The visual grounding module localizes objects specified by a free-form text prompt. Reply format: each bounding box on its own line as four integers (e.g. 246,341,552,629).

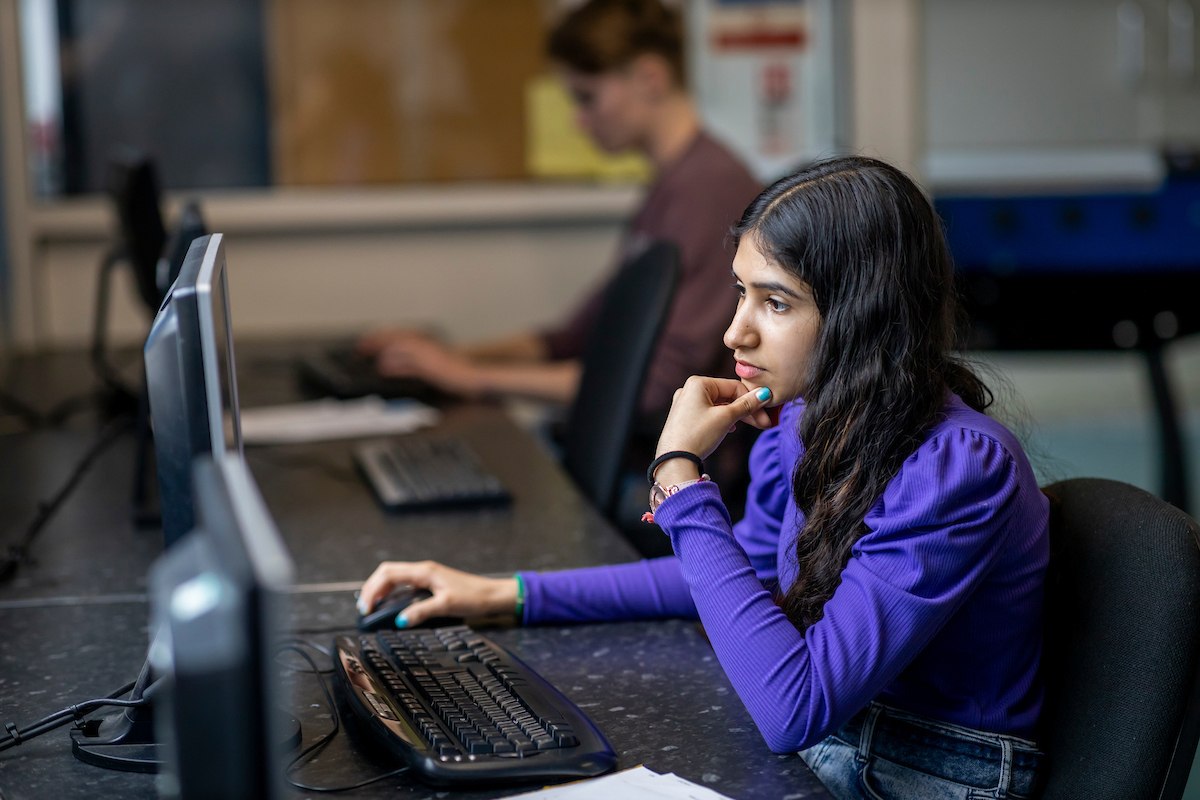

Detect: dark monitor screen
107,152,167,313
156,200,207,305
148,453,293,799
144,233,243,547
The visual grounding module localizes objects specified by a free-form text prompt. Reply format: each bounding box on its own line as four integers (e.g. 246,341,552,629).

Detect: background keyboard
353,435,511,511
332,626,617,786
297,346,449,403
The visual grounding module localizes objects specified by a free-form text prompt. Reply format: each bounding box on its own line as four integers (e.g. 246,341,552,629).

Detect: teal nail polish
394,613,409,629
356,598,368,615
756,386,772,402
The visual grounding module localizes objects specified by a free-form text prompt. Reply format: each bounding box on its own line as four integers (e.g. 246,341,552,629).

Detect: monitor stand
70,706,302,774
70,703,162,773
69,659,161,773
69,659,302,773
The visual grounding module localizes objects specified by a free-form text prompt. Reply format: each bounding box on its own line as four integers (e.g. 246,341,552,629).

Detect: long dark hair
731,155,991,631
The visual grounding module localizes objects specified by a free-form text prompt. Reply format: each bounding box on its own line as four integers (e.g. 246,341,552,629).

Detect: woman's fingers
394,592,449,628
360,561,519,626
657,378,773,461
357,561,432,614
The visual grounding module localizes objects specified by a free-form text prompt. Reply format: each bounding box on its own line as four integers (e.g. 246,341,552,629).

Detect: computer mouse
357,585,436,631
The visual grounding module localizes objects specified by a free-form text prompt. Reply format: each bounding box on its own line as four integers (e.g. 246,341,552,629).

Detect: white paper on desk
504,765,734,800
238,396,439,445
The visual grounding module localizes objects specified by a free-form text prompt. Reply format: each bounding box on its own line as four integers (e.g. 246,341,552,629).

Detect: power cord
276,642,409,792
0,678,148,753
0,416,134,584
0,387,44,429
275,637,334,674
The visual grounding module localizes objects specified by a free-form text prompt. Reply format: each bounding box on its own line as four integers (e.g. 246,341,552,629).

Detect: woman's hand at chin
655,376,775,466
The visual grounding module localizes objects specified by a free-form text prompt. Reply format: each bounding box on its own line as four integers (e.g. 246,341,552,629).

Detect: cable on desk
0,416,134,585
276,637,335,674
0,678,147,753
277,643,410,792
0,387,44,429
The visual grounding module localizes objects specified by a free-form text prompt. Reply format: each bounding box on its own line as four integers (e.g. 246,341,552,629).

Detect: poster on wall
689,0,847,184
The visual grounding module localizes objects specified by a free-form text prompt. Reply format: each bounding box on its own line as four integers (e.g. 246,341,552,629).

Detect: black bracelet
647,451,704,485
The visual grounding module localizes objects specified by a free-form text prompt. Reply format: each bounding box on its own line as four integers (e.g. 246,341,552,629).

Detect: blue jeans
799,703,1044,799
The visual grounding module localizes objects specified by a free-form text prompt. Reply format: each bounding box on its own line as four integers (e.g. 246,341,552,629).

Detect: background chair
1039,477,1200,800
560,240,679,525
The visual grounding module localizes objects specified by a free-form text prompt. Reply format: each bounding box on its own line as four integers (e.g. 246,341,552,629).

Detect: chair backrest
561,240,679,516
1039,477,1200,800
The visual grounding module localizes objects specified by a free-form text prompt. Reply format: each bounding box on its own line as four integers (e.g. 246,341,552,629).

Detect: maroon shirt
540,130,762,415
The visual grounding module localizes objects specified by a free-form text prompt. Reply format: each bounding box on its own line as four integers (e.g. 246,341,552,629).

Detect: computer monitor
148,453,294,799
156,200,208,307
144,233,243,547
108,152,168,313
70,234,250,773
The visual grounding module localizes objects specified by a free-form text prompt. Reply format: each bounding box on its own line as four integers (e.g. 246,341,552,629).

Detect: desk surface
0,345,828,799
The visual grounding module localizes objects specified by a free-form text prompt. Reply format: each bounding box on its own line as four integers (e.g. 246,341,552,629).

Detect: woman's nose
724,311,756,351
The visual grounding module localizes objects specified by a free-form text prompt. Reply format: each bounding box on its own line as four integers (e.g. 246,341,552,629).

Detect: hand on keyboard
354,327,442,360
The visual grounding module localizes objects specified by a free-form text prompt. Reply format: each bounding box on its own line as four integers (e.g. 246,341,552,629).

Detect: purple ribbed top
520,396,1049,752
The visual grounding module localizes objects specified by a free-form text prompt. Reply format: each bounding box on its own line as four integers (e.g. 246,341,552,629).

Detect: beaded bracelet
513,572,526,623
646,450,704,485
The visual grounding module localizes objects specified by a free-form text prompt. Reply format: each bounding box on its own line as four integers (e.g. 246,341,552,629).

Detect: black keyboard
353,435,511,511
297,347,449,404
332,626,617,786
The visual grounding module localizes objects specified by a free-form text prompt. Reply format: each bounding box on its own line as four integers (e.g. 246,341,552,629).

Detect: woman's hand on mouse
358,561,518,628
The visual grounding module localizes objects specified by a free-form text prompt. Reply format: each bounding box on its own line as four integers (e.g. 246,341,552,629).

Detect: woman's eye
733,282,746,297
767,298,789,313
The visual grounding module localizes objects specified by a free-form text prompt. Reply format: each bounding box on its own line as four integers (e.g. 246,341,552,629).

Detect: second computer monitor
148,453,293,799
144,232,243,547
156,200,208,306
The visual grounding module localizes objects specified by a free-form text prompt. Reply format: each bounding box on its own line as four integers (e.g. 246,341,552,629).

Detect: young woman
358,156,1050,799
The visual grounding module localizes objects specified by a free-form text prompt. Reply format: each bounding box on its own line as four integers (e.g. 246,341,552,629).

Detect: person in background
358,156,1051,799
357,0,762,525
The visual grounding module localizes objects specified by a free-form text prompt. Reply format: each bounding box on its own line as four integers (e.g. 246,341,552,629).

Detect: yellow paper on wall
525,74,650,183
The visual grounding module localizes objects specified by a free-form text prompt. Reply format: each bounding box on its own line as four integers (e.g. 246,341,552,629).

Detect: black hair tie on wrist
647,451,704,485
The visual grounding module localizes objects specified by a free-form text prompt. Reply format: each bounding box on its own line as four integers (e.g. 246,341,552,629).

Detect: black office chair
1039,477,1200,800
560,240,679,520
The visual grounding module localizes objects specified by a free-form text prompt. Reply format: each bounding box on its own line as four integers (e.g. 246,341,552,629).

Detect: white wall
32,205,628,349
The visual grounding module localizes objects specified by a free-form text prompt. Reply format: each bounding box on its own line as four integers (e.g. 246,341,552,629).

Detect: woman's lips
735,360,763,380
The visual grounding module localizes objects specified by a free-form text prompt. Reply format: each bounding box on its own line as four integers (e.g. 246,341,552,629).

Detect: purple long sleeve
523,397,1049,753
520,557,697,624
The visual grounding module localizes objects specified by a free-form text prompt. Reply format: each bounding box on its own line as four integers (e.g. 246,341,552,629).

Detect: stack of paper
505,766,735,800
237,396,439,445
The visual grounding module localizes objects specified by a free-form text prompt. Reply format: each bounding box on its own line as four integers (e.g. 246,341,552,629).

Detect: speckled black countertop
0,345,829,799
